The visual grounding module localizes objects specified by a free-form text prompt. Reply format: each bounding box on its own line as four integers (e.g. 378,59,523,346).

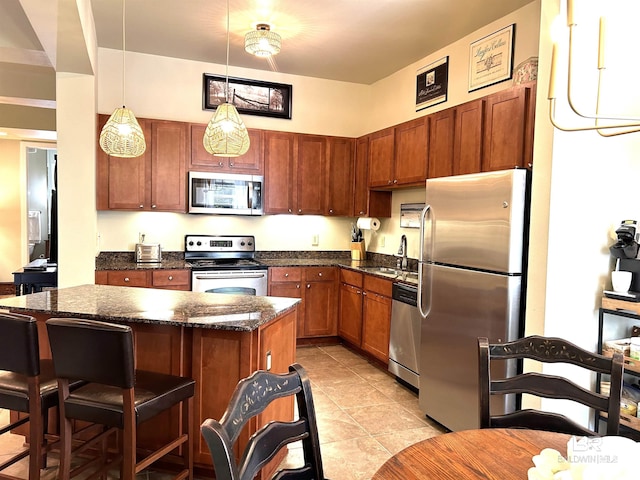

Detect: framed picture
416,56,449,111
203,74,292,119
468,24,515,92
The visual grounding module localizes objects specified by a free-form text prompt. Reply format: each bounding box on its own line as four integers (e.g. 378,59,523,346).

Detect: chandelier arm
122,0,126,106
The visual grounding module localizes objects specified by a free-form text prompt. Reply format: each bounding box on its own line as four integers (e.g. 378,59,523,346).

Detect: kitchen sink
359,267,419,281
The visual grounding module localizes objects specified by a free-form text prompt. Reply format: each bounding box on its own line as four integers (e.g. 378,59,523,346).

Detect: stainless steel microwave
188,172,263,215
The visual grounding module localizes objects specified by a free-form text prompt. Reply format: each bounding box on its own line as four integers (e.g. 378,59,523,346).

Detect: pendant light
99,0,146,158
203,0,250,157
245,24,282,57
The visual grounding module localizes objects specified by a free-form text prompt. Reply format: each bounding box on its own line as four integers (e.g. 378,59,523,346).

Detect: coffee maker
610,220,640,259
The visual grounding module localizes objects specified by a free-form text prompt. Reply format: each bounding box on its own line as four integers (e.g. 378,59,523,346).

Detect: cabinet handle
363,291,367,296
356,290,361,294
298,209,302,213
329,209,333,214
229,161,234,166
124,277,130,282
284,273,289,277
296,284,300,289
318,272,322,277
306,284,311,289
288,208,292,213
393,179,398,184
151,204,157,209
168,275,173,281
387,180,392,185
359,211,365,215
216,161,223,167
139,204,144,208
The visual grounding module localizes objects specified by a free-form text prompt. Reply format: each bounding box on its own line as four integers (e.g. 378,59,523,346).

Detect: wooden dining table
372,428,571,479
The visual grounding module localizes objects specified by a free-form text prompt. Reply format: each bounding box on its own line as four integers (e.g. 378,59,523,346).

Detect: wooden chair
478,335,624,436
45,318,195,480
200,363,327,480
0,312,78,480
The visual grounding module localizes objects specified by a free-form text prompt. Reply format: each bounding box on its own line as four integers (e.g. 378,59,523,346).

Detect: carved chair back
478,335,624,436
200,363,326,480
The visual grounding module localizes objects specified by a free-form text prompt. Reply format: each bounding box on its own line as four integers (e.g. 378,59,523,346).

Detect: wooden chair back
478,335,624,436
201,363,325,480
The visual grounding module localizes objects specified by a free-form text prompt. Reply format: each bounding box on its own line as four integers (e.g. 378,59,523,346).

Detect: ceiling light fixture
203,0,250,157
245,23,282,57
99,0,146,158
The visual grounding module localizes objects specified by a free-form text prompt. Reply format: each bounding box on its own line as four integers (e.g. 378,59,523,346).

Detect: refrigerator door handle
418,205,431,318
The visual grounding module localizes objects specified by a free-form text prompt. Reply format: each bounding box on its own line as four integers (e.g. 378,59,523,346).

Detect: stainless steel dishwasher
389,282,421,390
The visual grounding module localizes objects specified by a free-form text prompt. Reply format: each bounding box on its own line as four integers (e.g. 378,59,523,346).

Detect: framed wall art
416,56,449,111
203,74,292,119
468,24,515,92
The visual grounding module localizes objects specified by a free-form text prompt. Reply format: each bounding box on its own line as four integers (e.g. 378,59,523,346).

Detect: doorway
26,147,57,263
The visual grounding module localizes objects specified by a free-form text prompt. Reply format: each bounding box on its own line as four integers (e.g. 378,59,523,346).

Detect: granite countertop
0,284,300,331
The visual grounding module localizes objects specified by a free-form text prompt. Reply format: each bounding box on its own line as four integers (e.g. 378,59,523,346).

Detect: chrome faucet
396,234,408,271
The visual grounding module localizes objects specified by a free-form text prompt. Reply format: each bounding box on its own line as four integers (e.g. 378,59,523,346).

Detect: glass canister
630,337,640,360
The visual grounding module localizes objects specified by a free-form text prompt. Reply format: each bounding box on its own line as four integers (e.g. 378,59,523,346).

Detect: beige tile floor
0,344,446,479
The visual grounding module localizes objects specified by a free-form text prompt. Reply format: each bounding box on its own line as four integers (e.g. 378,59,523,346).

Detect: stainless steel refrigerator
418,169,530,432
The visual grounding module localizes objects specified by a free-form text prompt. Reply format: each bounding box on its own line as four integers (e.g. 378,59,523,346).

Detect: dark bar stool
45,318,195,480
0,312,81,480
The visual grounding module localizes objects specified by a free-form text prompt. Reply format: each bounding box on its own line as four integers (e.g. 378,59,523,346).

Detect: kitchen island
0,284,300,477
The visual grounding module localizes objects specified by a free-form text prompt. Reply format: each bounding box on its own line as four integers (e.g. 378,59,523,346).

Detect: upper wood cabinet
394,117,429,186
264,131,296,214
296,135,327,215
353,136,391,218
189,124,264,174
428,109,455,179
482,84,533,171
368,118,429,188
97,115,187,212
453,99,484,175
325,137,355,216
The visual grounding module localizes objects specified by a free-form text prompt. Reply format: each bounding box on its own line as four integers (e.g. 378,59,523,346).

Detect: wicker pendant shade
99,0,145,158
203,103,250,157
99,107,146,158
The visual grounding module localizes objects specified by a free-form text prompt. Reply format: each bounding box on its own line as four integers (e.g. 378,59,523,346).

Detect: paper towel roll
357,217,380,231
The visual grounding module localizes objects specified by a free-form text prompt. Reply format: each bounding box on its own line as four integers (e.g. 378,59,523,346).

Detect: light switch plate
312,234,319,246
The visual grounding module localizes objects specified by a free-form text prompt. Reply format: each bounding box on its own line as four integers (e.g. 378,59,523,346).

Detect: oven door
191,270,268,296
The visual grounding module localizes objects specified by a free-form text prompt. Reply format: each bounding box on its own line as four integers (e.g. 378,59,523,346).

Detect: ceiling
0,0,535,140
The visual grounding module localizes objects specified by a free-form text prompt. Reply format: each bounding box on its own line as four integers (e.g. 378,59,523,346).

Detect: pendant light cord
122,0,126,107
225,0,230,102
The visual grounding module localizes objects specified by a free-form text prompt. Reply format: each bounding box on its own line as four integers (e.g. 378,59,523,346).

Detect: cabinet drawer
340,268,363,287
363,274,393,297
106,270,148,287
270,267,302,282
305,267,336,282
151,269,190,289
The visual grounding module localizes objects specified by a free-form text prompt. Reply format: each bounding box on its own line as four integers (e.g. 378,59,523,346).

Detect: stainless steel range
185,235,268,296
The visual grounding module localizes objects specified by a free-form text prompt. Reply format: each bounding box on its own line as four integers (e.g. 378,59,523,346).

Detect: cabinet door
151,269,191,290
368,127,395,188
189,126,264,174
394,117,429,186
269,282,303,338
264,131,296,214
104,270,149,287
325,137,354,216
98,116,151,210
296,135,326,215
428,109,455,179
453,99,484,175
304,281,337,337
339,283,363,346
362,289,392,363
150,121,187,212
482,85,531,172
189,123,225,170
353,136,370,216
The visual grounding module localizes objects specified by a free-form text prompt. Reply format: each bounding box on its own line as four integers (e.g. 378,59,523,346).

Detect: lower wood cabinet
361,274,393,363
95,269,191,291
269,266,337,339
338,269,364,346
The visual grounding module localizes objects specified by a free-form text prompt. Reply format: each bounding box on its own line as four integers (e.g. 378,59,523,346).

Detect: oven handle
194,273,267,280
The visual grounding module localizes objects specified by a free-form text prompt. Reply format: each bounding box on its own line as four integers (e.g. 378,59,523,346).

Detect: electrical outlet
312,234,319,246
380,235,385,247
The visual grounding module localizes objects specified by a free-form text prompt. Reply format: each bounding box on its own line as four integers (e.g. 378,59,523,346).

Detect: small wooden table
372,428,571,479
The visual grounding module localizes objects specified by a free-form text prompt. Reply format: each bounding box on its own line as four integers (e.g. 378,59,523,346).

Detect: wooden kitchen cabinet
269,266,337,339
325,136,355,216
453,99,484,175
95,269,191,291
264,131,296,214
338,269,364,346
96,115,188,212
394,117,429,186
482,84,534,172
189,124,264,174
362,274,393,363
428,109,455,179
367,127,395,188
353,136,391,218
296,135,327,215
